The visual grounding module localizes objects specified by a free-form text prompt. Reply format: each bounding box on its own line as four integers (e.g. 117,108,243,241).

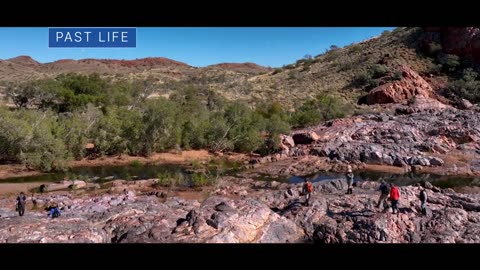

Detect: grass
154,170,218,188
237,27,432,109
130,160,143,168
152,158,236,189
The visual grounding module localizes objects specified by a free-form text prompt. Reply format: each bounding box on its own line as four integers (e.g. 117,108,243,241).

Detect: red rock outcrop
366,66,434,105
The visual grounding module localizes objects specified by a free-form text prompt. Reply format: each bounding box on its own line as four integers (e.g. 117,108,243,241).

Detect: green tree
14,109,72,171
438,54,460,72
0,108,31,162
291,93,349,128
91,106,144,156
142,98,182,154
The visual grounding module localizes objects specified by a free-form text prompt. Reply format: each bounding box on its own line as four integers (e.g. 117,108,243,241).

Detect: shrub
350,45,362,54
339,62,354,71
438,54,460,72
130,160,143,168
156,171,185,187
190,173,209,187
371,64,389,79
462,68,478,82
324,50,340,62
426,42,442,56
290,93,349,128
447,79,480,103
426,63,443,75
391,71,403,81
352,72,375,89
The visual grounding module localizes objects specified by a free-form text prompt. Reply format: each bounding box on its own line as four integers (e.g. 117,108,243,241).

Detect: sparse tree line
0,73,348,172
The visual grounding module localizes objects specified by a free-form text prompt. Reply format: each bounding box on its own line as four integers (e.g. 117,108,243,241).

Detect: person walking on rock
377,181,390,210
389,183,400,214
302,178,314,206
345,166,354,195
16,192,27,216
419,188,428,216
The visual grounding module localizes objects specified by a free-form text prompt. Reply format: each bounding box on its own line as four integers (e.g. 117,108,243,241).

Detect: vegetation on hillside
253,27,436,107
417,33,480,103
0,74,346,171
3,27,480,172
0,28,443,109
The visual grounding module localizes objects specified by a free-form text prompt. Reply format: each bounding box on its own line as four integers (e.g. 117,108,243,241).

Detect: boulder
292,131,319,144
365,66,434,105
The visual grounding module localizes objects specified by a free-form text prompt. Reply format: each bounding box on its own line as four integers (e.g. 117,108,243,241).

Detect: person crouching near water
377,181,390,210
302,178,314,206
345,166,354,195
46,202,61,219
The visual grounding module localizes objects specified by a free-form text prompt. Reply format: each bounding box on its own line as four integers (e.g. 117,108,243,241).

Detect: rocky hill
1,27,479,108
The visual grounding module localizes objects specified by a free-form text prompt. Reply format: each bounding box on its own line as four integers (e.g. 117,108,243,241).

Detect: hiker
419,188,428,216
47,202,61,219
376,181,390,209
279,134,290,156
302,178,314,206
389,183,400,214
345,166,354,195
16,192,27,216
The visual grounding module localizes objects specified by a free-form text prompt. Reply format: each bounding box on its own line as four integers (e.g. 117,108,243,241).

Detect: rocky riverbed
251,96,480,177
1,176,479,243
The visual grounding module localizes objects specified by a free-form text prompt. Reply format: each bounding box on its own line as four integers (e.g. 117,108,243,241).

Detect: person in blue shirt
46,203,61,218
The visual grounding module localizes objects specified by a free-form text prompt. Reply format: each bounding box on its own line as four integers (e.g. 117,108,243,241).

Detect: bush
190,173,210,187
371,64,389,79
0,108,31,162
462,68,478,82
130,160,143,167
353,72,371,87
426,63,443,75
339,62,354,71
272,68,282,75
350,45,362,54
447,79,480,103
391,71,404,81
290,93,349,128
365,80,380,91
288,70,302,80
156,171,185,187
0,109,72,172
329,45,339,51
290,99,321,128
296,59,307,65
426,42,442,56
142,98,182,154
438,54,460,72
206,157,242,173
324,50,340,62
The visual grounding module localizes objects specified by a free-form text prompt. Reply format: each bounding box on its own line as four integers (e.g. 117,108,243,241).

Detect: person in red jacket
389,183,400,214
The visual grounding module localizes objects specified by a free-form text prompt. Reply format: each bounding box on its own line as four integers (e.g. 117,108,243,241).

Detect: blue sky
0,27,395,67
